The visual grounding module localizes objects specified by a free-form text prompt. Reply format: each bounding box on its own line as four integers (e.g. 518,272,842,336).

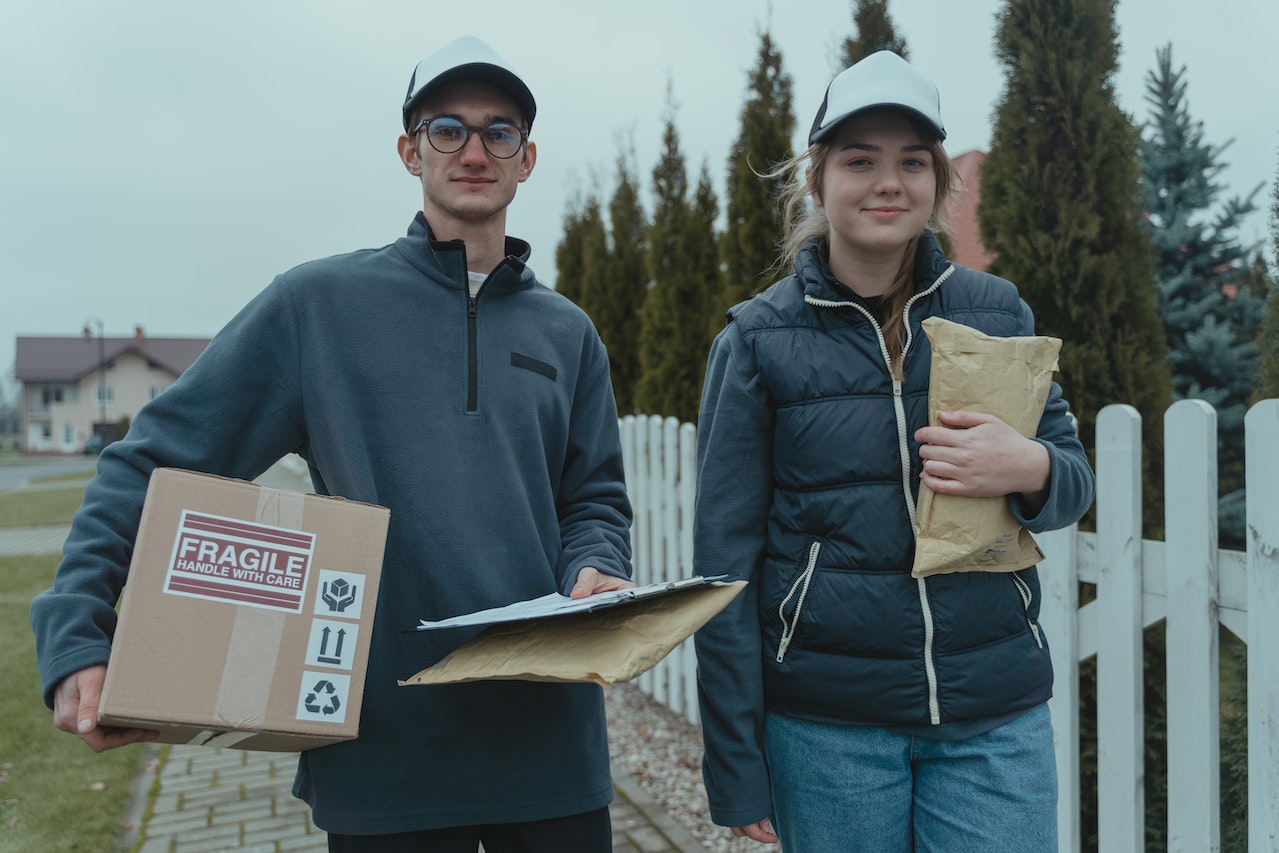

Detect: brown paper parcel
911,317,1062,578
398,580,746,687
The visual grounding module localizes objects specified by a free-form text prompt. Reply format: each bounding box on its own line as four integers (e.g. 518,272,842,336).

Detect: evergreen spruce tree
594,147,649,414
1140,44,1265,549
839,0,909,66
714,29,795,344
636,91,720,422
1219,170,1272,850
980,3,1174,848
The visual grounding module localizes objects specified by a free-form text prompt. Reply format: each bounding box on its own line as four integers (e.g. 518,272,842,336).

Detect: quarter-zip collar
393,212,539,415
394,211,535,295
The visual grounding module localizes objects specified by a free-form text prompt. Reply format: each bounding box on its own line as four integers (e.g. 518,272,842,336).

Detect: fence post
1095,404,1144,853
621,415,639,583
679,421,700,726
1165,400,1220,851
1039,523,1080,853
648,415,667,705
627,416,654,695
1245,400,1279,851
662,417,682,715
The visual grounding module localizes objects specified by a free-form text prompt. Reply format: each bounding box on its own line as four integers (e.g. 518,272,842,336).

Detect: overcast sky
3,0,1275,380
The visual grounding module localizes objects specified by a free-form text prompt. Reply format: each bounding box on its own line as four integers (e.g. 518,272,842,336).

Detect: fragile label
164,510,316,613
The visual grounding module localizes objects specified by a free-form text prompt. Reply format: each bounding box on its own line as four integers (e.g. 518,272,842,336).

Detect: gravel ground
605,684,764,852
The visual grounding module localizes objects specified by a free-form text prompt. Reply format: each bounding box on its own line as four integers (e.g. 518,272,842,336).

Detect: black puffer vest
732,232,1054,726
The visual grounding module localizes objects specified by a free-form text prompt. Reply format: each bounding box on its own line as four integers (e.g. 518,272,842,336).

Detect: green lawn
0,514,151,852
0,485,89,527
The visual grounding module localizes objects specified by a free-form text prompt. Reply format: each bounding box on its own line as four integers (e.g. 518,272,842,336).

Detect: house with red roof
946,149,995,272
14,326,209,454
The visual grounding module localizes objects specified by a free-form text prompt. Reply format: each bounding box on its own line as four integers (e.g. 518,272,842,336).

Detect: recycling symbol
303,679,342,716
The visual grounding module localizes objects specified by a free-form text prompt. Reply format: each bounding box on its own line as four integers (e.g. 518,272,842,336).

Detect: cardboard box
99,468,389,751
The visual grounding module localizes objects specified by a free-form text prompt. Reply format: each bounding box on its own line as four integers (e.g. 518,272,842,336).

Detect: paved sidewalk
0,523,71,556
124,744,703,852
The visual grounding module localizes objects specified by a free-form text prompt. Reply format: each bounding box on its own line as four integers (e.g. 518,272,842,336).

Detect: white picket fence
619,399,1279,852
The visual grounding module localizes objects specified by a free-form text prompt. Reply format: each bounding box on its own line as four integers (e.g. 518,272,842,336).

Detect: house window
94,386,115,406
42,387,65,405
42,423,52,438
149,385,167,400
63,424,74,444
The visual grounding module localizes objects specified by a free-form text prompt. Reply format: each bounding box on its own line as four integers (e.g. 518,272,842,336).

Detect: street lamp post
83,317,106,441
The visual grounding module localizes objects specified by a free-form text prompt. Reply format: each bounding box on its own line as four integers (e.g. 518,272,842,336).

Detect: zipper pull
467,295,477,319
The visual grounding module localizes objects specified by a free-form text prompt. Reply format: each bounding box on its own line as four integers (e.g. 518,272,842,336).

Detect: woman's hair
766,110,959,376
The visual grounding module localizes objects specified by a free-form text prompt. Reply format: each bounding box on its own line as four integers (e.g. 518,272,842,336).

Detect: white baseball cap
808,50,946,143
402,36,536,132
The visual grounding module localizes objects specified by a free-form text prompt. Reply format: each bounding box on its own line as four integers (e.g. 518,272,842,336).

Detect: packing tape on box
210,487,306,730
188,730,256,748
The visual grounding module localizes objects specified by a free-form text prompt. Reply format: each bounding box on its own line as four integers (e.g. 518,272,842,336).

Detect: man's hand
915,410,1050,510
731,818,779,843
53,665,159,752
568,566,636,600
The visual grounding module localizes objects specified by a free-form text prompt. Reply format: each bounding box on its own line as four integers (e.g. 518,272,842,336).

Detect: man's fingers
569,567,635,599
74,667,105,734
569,567,598,599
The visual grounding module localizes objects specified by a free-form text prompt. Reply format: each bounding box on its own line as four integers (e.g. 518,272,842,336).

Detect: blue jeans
764,703,1057,853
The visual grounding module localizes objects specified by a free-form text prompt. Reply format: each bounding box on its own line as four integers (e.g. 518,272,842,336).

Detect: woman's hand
915,410,1050,511
731,818,779,843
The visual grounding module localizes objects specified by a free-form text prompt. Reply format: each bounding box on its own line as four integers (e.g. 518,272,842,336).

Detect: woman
693,50,1094,852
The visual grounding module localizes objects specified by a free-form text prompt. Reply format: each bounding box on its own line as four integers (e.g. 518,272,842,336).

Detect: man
30,35,633,852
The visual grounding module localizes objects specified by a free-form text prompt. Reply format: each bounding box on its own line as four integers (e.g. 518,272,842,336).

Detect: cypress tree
595,147,649,415
839,0,909,66
980,3,1175,848
980,0,1172,530
635,87,689,419
637,162,720,423
714,29,795,344
553,192,590,306
1140,43,1265,549
574,195,610,327
636,90,720,422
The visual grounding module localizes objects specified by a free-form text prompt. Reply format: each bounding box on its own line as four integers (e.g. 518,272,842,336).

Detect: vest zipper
776,541,821,663
1011,572,1044,648
803,266,955,725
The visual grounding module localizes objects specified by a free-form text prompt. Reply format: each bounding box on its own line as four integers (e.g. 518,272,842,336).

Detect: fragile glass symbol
322,578,357,612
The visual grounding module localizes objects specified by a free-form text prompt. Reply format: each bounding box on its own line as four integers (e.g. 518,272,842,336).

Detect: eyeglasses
410,116,528,160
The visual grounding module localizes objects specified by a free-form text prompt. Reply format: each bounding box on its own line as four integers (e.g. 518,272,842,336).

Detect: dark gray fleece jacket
30,213,633,834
